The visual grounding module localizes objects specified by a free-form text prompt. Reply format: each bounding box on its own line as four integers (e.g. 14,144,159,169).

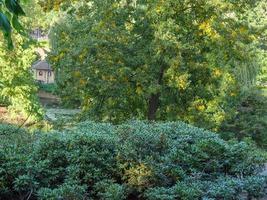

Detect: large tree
49,0,265,127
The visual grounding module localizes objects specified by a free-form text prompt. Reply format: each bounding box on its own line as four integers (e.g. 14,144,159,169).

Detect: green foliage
93,179,127,200
0,121,266,199
145,181,203,200
0,0,46,121
37,83,57,94
0,95,8,105
37,0,77,12
0,123,33,145
0,34,43,120
24,0,57,32
0,124,35,198
49,0,265,128
37,181,87,200
220,88,267,149
0,0,25,49
1,0,54,48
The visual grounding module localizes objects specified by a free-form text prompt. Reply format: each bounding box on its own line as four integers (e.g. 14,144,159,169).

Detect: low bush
37,83,57,94
0,121,266,199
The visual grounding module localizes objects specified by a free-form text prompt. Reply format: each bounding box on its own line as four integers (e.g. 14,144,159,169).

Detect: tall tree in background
49,0,265,127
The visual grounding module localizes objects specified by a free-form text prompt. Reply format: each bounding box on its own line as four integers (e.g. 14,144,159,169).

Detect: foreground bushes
0,122,266,199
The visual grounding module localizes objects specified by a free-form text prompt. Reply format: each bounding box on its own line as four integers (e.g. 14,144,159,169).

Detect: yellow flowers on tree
49,0,265,128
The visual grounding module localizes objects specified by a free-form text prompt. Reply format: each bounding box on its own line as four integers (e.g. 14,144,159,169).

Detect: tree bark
148,93,160,120
147,65,165,120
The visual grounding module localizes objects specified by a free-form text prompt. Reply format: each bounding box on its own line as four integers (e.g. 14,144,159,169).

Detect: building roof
32,60,52,70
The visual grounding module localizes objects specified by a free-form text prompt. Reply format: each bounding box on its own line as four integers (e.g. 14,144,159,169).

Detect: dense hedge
0,122,266,199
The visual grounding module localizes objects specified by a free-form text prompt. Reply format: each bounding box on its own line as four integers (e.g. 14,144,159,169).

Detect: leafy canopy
49,0,265,127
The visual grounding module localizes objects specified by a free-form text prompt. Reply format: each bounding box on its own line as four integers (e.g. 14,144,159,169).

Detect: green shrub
0,124,35,199
220,89,267,149
37,83,57,94
93,179,127,200
144,181,204,200
243,176,267,198
37,180,87,200
0,123,32,144
0,121,266,199
145,177,266,200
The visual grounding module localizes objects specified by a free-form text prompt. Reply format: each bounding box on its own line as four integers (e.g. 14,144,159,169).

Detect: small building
32,60,55,84
31,29,48,41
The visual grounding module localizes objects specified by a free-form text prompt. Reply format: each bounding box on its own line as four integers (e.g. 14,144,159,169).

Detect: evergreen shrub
0,122,266,199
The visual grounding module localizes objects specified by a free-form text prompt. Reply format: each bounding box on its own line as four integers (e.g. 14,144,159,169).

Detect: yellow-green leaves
49,0,265,126
0,0,26,49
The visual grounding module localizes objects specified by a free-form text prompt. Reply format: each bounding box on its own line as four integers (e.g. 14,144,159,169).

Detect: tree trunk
148,93,160,120
147,65,165,120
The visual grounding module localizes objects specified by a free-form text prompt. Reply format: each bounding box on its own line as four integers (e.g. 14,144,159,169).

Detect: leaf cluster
0,0,25,49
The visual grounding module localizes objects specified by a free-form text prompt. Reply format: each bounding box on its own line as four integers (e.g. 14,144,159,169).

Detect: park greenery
49,0,266,125
0,0,267,199
0,122,266,199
